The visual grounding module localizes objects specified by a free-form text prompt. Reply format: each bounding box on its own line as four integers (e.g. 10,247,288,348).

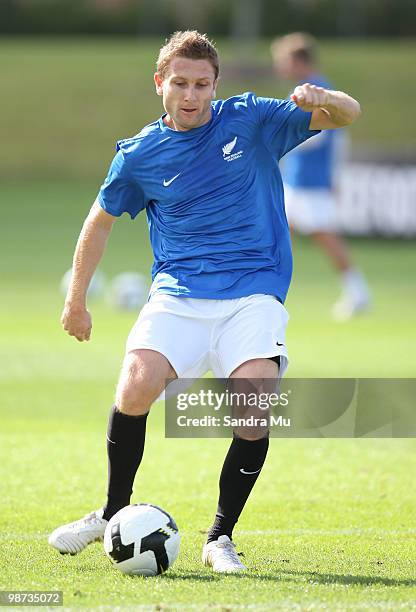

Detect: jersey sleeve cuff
97,193,123,218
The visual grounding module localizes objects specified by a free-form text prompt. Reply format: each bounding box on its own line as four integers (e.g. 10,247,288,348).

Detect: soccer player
48,31,361,572
271,33,370,320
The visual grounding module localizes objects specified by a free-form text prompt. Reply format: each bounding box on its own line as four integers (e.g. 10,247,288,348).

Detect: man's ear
212,78,219,98
154,72,164,96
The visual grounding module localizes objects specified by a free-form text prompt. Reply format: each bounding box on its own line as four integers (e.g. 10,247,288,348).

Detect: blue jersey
282,76,338,190
98,92,319,303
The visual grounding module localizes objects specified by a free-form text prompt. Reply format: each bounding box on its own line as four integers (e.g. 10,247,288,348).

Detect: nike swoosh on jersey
163,173,181,187
240,467,261,475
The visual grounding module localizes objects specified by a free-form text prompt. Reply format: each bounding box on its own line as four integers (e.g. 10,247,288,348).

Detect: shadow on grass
70,554,416,587
161,568,416,588
161,571,223,582
251,568,416,588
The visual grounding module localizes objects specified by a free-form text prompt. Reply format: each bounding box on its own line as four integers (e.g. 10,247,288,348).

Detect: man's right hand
61,304,92,342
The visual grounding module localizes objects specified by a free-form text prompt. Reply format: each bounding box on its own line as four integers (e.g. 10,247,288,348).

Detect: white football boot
202,535,246,573
332,270,372,321
332,293,371,321
48,509,108,555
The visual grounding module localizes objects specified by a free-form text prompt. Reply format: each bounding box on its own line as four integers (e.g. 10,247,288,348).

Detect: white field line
1,527,416,541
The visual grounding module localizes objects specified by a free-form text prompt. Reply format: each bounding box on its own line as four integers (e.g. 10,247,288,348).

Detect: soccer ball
60,268,105,299
104,504,180,576
108,272,149,310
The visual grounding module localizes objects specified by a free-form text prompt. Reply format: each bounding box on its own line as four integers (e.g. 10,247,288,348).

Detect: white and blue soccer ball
60,268,106,299
108,272,149,310
104,504,180,576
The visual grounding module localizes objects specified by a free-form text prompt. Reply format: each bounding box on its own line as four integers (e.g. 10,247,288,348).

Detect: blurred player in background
271,33,371,320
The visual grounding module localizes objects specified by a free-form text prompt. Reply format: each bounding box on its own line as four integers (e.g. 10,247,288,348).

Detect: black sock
102,405,148,521
206,435,269,543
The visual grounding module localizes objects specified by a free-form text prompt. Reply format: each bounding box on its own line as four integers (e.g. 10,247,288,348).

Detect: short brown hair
271,32,317,65
156,30,219,79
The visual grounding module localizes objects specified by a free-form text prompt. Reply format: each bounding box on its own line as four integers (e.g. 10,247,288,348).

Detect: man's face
154,57,217,131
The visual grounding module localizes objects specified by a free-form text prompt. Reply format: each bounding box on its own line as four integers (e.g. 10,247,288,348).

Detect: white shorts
126,293,289,379
284,185,337,234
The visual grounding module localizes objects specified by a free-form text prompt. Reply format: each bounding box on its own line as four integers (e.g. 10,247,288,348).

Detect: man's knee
115,349,176,416
115,382,152,417
228,359,277,440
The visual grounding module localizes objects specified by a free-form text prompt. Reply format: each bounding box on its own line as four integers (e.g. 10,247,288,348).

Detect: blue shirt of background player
282,76,338,190
98,92,320,303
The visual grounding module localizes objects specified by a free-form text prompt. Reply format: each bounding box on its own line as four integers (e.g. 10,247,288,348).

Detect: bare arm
61,201,117,341
290,83,361,130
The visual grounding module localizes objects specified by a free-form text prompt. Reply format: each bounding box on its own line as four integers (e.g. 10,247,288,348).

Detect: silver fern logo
222,136,238,156
222,136,243,162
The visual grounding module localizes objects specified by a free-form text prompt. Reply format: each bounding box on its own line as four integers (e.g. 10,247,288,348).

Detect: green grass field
1,182,415,609
1,31,415,612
